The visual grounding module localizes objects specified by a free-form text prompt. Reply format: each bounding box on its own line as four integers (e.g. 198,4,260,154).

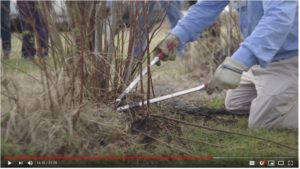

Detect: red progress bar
2,156,213,160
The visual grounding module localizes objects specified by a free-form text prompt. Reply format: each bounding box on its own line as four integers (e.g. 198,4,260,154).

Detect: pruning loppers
115,52,207,112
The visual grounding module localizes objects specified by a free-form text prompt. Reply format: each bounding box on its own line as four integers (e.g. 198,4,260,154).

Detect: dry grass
1,1,172,156
1,70,130,155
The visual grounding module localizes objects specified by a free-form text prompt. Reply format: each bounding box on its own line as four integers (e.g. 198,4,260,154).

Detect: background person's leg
33,3,49,58
1,0,11,59
17,1,36,58
248,57,298,129
225,70,257,115
131,1,157,59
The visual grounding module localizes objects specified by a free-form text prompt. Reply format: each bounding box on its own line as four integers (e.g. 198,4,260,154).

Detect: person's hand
206,57,249,94
155,34,180,61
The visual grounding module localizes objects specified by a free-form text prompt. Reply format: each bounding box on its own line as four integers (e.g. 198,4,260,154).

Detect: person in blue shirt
155,0,298,129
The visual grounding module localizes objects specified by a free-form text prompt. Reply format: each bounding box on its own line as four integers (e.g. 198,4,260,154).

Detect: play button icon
8,161,12,166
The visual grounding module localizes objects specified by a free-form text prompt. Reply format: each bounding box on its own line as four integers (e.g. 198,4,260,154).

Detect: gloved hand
155,33,180,61
207,57,249,95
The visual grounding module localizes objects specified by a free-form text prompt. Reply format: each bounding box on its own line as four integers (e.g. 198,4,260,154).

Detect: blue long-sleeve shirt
171,0,298,68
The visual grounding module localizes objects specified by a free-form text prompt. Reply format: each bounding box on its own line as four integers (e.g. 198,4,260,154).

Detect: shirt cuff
232,46,258,68
171,26,190,49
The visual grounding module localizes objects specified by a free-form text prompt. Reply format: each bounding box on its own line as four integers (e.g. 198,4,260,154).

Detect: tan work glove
155,34,180,61
207,57,249,95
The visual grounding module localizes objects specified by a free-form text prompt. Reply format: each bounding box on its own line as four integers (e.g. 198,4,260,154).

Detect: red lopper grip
158,52,165,60
204,81,208,89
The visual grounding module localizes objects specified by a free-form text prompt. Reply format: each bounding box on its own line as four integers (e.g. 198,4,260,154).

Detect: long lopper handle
117,83,207,112
115,53,165,104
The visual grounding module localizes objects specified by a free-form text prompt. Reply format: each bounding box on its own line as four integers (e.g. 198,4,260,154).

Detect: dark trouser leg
1,0,11,57
34,7,48,58
17,1,36,58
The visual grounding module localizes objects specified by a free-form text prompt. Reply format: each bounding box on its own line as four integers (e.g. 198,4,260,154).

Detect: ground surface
1,21,298,167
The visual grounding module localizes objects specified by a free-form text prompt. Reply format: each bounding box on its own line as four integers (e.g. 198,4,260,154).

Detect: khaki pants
225,56,298,129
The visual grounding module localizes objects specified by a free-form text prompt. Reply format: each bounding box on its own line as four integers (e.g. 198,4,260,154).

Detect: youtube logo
259,160,267,166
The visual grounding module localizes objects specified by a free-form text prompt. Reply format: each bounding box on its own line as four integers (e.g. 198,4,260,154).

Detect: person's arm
232,0,298,68
171,0,229,47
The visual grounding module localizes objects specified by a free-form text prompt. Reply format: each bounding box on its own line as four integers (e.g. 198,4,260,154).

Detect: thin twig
152,115,297,151
178,137,223,148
